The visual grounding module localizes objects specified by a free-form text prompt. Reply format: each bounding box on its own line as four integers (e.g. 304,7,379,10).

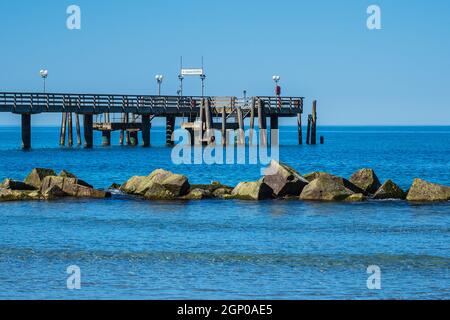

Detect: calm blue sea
0,126,449,299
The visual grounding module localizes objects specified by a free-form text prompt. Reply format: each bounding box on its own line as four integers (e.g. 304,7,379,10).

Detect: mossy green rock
303,172,363,194
349,168,382,195
231,181,273,200
122,169,190,200
373,180,406,200
262,160,309,197
24,168,57,189
406,179,450,202
300,176,354,201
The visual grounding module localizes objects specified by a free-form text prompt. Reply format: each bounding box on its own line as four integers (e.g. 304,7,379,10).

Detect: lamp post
155,74,164,96
178,74,184,97
272,75,281,109
40,69,48,93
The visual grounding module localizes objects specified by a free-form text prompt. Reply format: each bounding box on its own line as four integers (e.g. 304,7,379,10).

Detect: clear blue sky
0,0,449,125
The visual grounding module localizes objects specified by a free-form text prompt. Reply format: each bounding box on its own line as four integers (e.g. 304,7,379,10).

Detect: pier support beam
141,114,151,147
83,114,93,148
306,114,312,145
258,99,267,147
270,114,279,145
21,113,31,150
249,98,256,145
68,113,73,147
75,113,82,146
221,107,227,146
60,113,67,146
311,100,317,145
166,116,175,146
237,107,245,145
297,113,302,145
102,130,111,146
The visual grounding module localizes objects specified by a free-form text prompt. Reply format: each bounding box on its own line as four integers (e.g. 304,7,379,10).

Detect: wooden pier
0,92,311,149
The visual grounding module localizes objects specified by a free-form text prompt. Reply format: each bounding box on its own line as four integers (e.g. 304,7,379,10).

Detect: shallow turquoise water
0,126,449,299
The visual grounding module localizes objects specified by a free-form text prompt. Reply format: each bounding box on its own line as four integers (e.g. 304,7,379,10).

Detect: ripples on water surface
0,126,448,299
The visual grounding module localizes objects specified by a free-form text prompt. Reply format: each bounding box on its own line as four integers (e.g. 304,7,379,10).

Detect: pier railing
0,92,303,116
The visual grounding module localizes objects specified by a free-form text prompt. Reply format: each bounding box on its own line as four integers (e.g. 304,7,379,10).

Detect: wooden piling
320,136,324,144
141,114,151,147
297,113,302,145
221,107,227,146
60,113,67,146
311,100,317,145
68,113,73,147
21,113,31,150
306,114,312,145
75,113,82,145
125,114,130,145
237,106,245,145
257,99,267,146
249,98,256,145
83,114,93,148
166,116,175,146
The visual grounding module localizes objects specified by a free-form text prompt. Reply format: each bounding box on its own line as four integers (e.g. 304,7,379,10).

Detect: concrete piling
83,114,93,148
21,113,31,150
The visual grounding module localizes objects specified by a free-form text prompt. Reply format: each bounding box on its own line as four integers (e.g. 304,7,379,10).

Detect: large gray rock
24,168,57,189
262,160,309,197
122,169,190,200
406,179,450,202
373,180,406,200
349,168,381,194
231,181,273,200
303,172,363,194
1,178,36,191
181,188,213,200
40,176,110,199
300,175,354,201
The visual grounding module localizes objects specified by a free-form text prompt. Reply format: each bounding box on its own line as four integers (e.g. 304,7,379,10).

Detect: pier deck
0,92,307,149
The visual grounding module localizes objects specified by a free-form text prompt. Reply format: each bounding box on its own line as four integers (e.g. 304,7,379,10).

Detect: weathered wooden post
125,113,131,145
237,106,245,145
141,114,151,147
204,98,214,144
60,113,67,146
306,114,312,145
166,115,175,146
320,136,324,144
68,113,73,147
258,99,267,146
311,100,317,145
75,113,82,145
249,97,256,145
21,113,31,150
221,107,227,146
83,114,93,148
297,113,302,145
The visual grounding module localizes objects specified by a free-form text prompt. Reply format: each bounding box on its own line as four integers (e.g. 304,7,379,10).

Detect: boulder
24,168,57,189
122,169,190,200
212,187,233,199
349,168,381,195
373,180,406,200
0,188,42,202
108,183,122,190
302,172,363,194
406,179,450,202
1,178,36,191
262,160,309,197
231,181,273,200
300,175,354,201
40,176,110,199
